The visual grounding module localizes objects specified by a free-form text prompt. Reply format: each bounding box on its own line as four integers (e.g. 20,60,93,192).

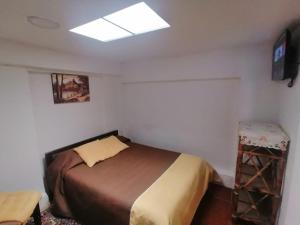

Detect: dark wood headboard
44,130,118,200
44,130,118,168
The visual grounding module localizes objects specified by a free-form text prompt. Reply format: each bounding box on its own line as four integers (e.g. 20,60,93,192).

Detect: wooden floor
191,183,233,225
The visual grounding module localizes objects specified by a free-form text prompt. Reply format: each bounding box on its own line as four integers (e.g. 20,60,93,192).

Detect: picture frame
51,73,90,104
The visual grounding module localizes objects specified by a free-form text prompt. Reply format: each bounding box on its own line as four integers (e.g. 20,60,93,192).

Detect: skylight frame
69,2,170,42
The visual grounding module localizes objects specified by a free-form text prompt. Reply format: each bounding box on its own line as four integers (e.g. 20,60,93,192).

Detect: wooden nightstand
232,122,289,225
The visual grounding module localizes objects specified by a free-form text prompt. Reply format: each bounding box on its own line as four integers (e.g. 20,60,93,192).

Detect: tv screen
274,42,286,63
272,30,290,80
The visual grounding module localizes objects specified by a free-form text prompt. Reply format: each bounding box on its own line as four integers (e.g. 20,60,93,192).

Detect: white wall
0,38,120,75
277,75,300,225
121,43,279,186
0,39,121,209
0,67,43,191
29,73,122,156
123,79,239,183
122,42,279,122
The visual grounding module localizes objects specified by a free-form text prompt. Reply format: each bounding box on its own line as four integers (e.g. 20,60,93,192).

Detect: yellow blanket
130,153,213,225
0,191,41,225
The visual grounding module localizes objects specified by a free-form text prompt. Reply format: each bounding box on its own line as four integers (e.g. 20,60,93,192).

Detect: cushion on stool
0,191,41,224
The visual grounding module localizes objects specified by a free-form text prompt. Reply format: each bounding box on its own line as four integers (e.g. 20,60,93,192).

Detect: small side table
232,122,289,225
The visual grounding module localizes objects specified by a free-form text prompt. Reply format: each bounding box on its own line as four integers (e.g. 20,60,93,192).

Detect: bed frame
44,130,118,200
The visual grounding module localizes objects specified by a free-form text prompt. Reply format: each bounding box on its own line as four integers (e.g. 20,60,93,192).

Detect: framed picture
51,73,90,104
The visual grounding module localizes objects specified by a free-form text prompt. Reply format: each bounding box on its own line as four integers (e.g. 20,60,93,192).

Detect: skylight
70,2,170,42
70,18,132,42
104,2,170,35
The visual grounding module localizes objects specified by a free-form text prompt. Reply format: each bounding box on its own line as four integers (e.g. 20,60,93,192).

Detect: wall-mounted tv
272,29,298,87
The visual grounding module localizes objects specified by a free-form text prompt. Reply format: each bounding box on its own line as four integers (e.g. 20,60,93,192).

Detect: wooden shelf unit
232,122,289,225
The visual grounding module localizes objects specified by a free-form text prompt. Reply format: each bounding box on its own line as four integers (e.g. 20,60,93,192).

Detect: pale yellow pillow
74,136,129,167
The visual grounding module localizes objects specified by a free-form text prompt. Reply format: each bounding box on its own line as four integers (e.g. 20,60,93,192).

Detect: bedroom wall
121,42,279,186
0,67,43,192
0,39,121,209
29,73,122,156
0,38,120,75
277,75,300,225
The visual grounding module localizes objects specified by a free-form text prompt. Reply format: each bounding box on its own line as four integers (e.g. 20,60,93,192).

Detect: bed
45,130,213,225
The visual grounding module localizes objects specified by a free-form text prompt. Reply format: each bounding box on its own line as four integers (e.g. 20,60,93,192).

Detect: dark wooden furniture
32,204,42,225
232,122,289,225
44,130,118,201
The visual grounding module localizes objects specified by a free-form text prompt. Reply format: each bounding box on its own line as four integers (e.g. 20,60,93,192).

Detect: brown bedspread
46,142,180,225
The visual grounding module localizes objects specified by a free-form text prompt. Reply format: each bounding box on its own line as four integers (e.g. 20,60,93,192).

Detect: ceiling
0,0,300,63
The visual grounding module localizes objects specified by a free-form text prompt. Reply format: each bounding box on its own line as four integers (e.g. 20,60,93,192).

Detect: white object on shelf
238,121,289,151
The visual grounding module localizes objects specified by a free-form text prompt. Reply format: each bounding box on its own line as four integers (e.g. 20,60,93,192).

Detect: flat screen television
272,29,298,84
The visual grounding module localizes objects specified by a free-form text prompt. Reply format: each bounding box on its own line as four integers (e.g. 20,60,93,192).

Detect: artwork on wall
51,73,90,104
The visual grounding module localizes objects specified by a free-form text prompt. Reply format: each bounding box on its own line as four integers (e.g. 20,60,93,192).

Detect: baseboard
213,170,235,188
40,192,50,211
217,173,235,188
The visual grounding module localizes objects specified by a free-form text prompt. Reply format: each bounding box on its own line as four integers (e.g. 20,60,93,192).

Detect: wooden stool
0,191,42,225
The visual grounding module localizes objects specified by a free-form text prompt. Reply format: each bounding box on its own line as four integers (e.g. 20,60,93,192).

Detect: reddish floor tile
208,183,232,202
192,183,233,225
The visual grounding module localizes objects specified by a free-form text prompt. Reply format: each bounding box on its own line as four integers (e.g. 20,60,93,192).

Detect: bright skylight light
69,2,170,42
104,2,170,35
70,18,132,42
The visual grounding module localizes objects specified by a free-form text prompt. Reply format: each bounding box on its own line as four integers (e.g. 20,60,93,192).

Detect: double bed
45,130,213,225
